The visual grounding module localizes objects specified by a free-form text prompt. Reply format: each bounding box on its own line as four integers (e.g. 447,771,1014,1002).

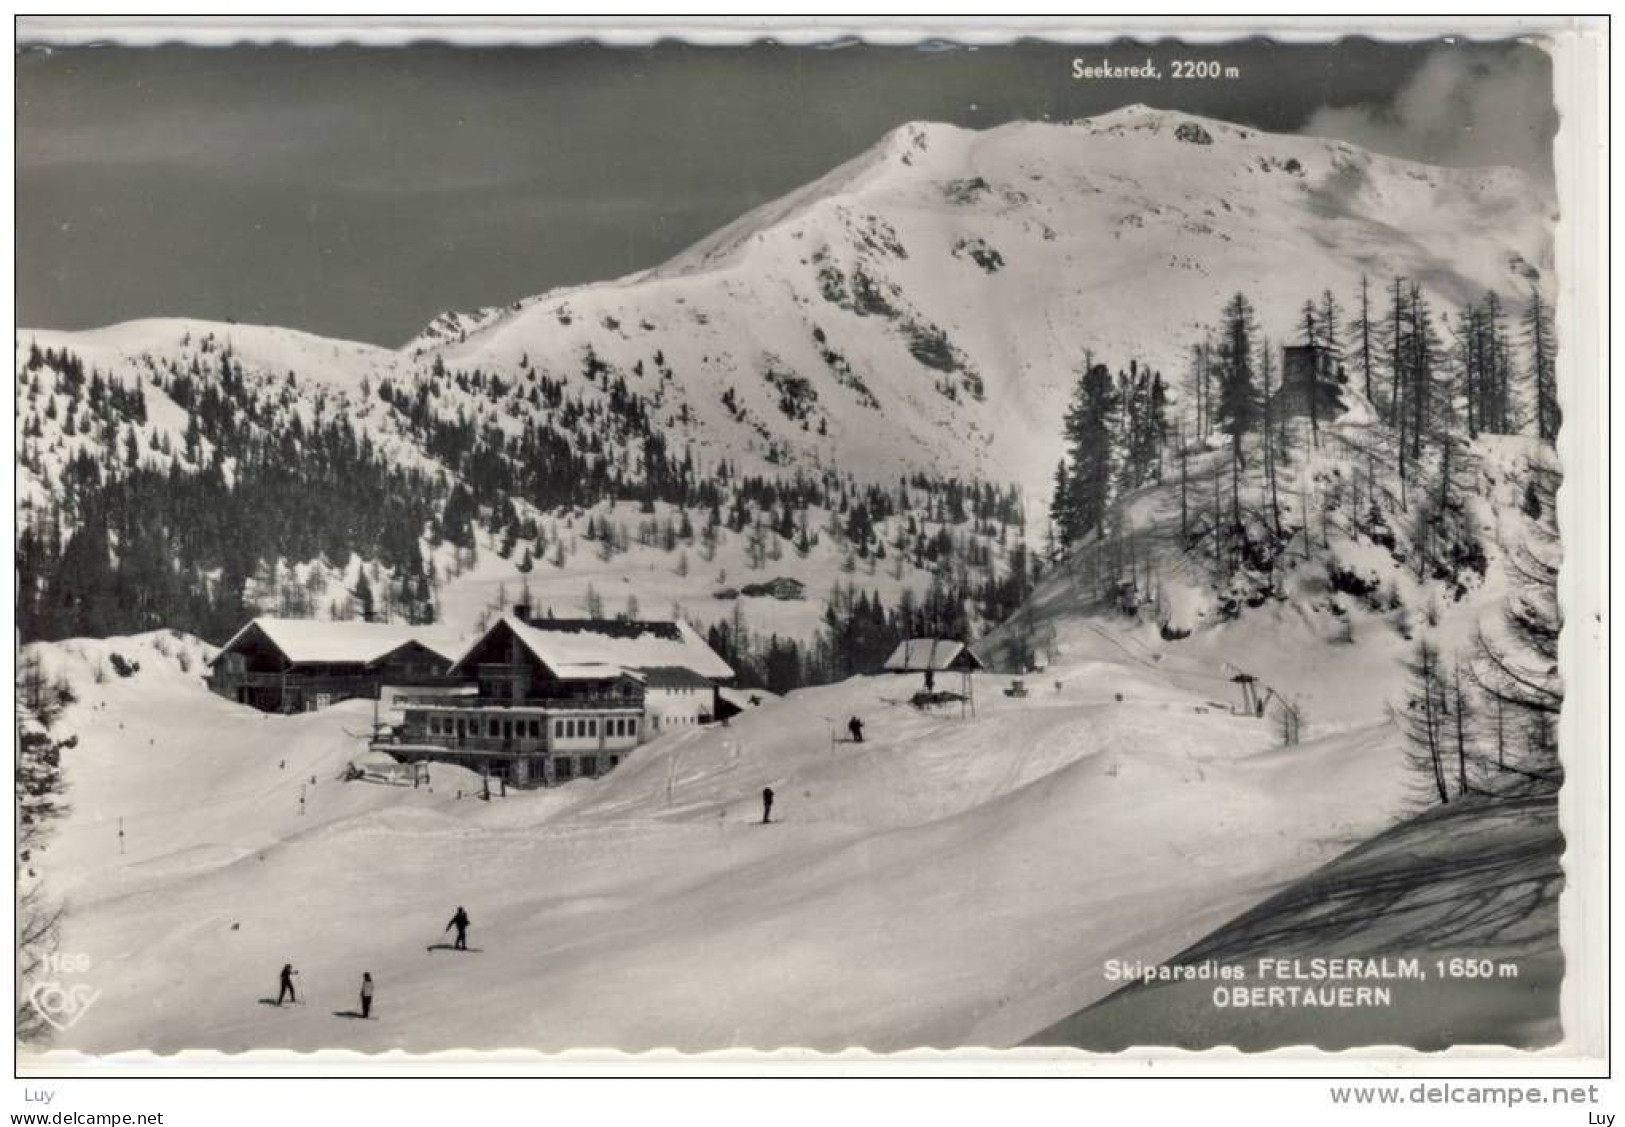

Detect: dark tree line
19,350,444,642
18,338,1033,657
1048,358,1169,552
1397,467,1560,807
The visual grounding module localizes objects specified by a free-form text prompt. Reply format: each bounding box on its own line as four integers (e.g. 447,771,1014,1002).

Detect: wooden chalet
375,611,734,788
207,617,457,713
882,638,986,675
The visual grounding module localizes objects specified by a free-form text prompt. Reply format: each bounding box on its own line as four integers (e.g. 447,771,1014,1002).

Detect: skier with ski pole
276,962,299,1006
446,906,471,950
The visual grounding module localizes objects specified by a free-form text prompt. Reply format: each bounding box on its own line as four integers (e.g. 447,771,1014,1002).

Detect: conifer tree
1524,281,1559,442
1351,273,1376,403
1048,458,1073,559
354,569,375,621
1394,638,1451,805
1386,275,1408,434
1214,293,1262,529
1319,289,1342,355
1480,290,1514,434
1471,459,1562,773
1259,340,1282,537
1058,360,1119,545
1448,656,1477,797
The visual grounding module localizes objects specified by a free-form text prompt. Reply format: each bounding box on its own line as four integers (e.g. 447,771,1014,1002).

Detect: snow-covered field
27,627,1410,1056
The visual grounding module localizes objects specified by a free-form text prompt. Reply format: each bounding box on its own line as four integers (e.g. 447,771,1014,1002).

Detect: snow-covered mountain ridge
16,106,1553,655
22,106,1552,504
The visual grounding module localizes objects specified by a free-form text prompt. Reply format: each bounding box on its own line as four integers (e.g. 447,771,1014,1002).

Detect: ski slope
1030,787,1562,1050
29,628,1409,1055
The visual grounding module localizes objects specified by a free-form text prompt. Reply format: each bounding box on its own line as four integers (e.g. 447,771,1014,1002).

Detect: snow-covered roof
524,616,733,681
640,666,716,690
211,617,457,668
882,638,985,673
454,615,733,683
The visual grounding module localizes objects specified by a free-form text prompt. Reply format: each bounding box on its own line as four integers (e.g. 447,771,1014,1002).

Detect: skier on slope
848,716,865,743
276,963,298,1006
359,972,374,1019
446,906,471,950
761,786,774,824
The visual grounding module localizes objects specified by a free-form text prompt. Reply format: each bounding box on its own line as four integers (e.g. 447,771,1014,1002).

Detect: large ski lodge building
210,609,735,787
374,608,734,788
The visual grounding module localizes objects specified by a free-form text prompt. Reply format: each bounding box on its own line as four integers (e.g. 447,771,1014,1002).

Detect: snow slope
21,633,485,912
1029,786,1562,1050
28,629,1409,1055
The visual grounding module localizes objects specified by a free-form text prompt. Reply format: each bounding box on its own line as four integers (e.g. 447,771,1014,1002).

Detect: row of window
423,713,639,742
653,713,702,729
485,755,620,781
477,679,642,701
427,714,543,740
557,715,639,741
552,754,620,781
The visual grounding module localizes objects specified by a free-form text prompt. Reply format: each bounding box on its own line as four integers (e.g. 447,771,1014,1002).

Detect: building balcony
211,671,375,695
393,693,642,711
377,734,547,756
213,670,465,692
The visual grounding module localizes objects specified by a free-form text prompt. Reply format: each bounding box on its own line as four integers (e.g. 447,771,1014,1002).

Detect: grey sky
17,38,1555,346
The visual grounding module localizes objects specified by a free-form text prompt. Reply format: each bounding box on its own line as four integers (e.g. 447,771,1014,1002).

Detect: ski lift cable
1077,621,1232,684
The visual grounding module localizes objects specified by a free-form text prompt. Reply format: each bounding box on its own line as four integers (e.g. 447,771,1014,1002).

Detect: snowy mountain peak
23,111,1552,524
395,113,1548,496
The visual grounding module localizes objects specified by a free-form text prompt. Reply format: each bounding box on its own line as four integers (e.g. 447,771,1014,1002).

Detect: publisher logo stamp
29,953,100,1031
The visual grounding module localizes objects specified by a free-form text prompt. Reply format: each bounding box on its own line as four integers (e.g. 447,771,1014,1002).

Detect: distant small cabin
1273,343,1349,421
882,638,986,675
739,576,807,601
207,617,457,713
